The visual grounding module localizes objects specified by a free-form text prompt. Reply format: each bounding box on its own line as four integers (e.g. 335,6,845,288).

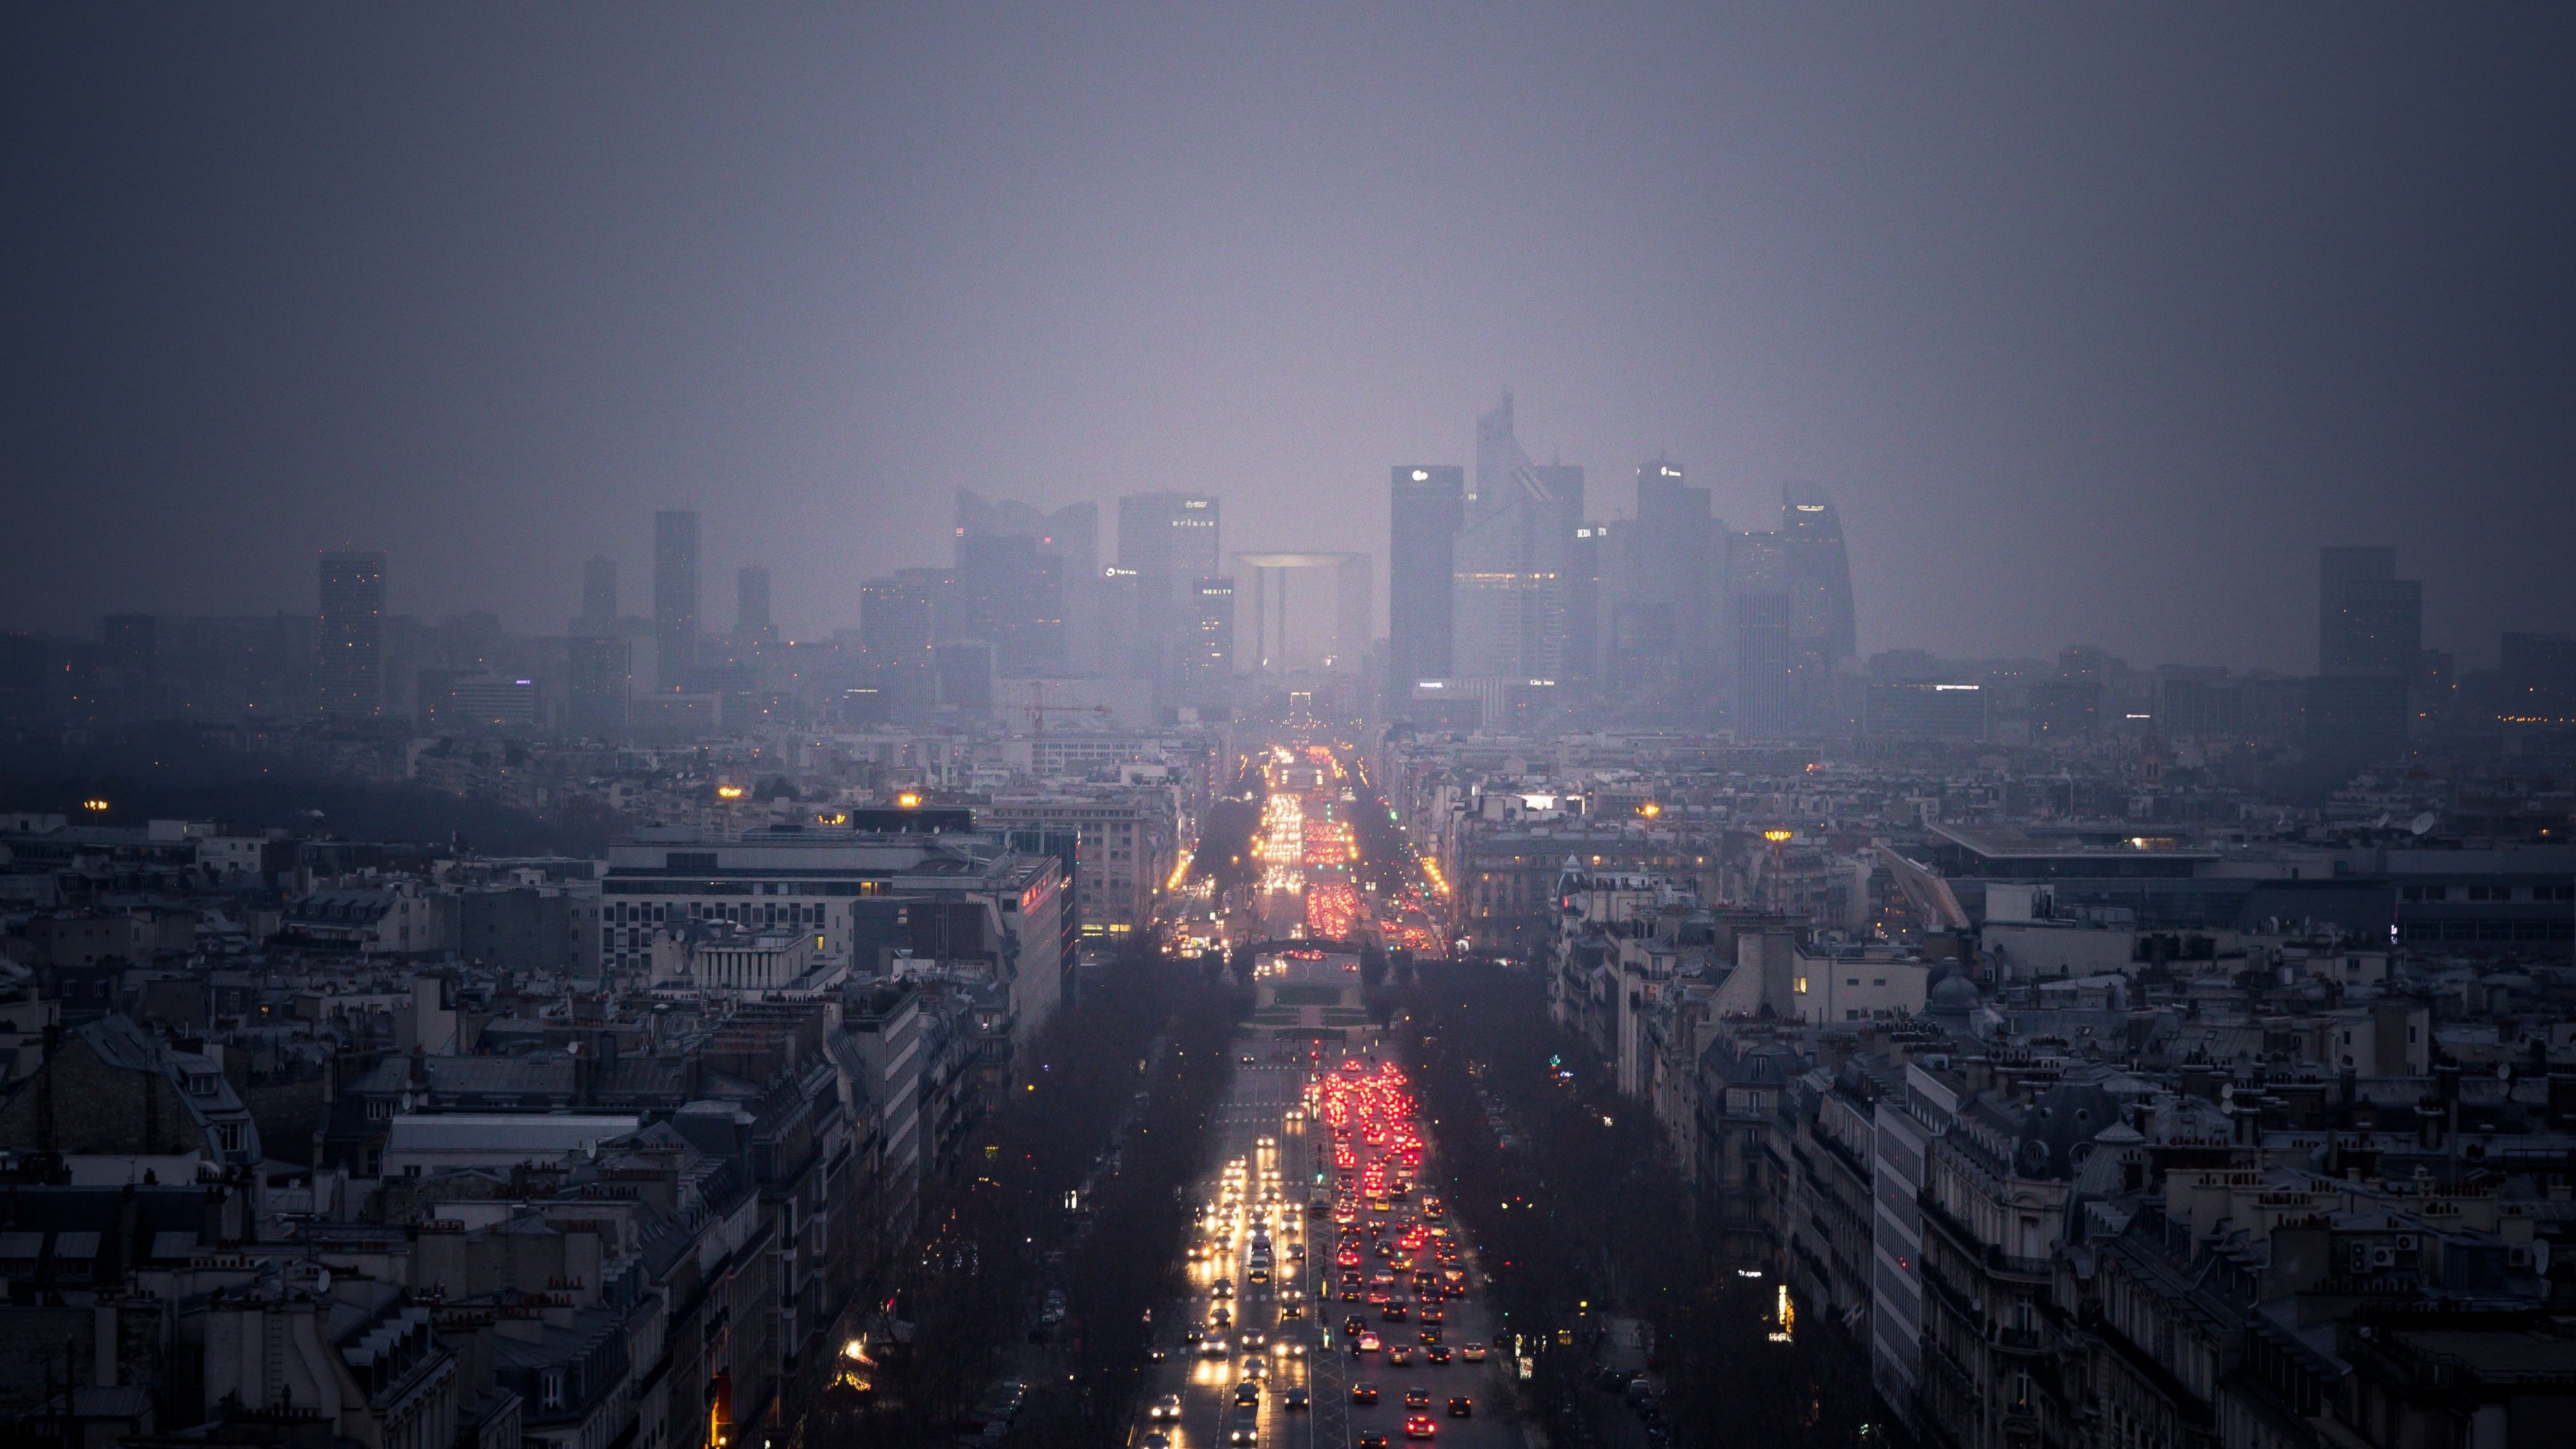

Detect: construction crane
1024,679,1110,755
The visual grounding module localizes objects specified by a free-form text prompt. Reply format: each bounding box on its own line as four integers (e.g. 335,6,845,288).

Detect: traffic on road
1128,1039,1515,1449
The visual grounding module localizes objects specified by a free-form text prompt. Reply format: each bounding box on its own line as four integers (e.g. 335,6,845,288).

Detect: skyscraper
1563,522,1605,693
1609,462,1720,710
1116,492,1221,686
653,511,700,689
1454,394,1579,682
1096,566,1152,678
1189,575,1237,697
2311,545,2419,761
566,634,631,739
1330,553,1373,672
737,564,773,641
1388,464,1464,702
2318,546,2421,674
1781,482,1858,730
1116,492,1222,583
316,549,386,718
1729,531,1790,738
580,556,618,625
955,490,1091,678
861,568,946,709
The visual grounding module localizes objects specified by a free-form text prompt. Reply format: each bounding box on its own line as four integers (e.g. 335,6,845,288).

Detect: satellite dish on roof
2410,812,2437,837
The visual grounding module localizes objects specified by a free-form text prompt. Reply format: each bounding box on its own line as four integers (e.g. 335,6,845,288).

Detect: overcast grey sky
6,5,2570,669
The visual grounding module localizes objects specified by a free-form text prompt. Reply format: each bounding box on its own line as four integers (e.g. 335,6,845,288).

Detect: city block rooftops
602,828,1044,883
385,1113,643,1157
2363,845,2576,878
1928,822,2222,873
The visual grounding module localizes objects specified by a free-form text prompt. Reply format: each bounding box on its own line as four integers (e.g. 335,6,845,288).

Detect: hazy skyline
7,6,2571,670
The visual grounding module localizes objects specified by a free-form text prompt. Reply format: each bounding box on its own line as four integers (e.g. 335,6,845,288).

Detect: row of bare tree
796,953,1248,1448
1403,961,1874,1449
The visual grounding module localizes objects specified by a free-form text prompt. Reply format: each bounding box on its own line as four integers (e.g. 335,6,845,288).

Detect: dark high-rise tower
1564,522,1605,693
737,564,773,641
1189,575,1237,698
1117,492,1222,582
1781,482,1857,663
1610,462,1719,710
861,567,947,709
2318,546,2420,674
1781,482,1858,730
1455,394,1576,682
1116,492,1221,684
1729,531,1790,738
2311,545,2419,761
566,635,631,739
955,490,1089,677
316,549,386,718
1388,464,1464,702
580,556,618,625
653,511,700,689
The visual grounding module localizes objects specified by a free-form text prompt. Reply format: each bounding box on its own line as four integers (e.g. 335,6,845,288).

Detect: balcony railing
1919,1192,2052,1279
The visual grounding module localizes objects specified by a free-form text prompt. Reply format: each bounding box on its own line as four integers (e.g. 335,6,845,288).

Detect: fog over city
5,12,2576,1449
9,7,2571,667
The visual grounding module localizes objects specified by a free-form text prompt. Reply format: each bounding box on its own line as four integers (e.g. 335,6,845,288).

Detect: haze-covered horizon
7,5,2571,671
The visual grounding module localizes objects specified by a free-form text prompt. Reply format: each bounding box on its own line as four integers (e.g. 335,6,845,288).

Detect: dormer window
187,1073,220,1096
